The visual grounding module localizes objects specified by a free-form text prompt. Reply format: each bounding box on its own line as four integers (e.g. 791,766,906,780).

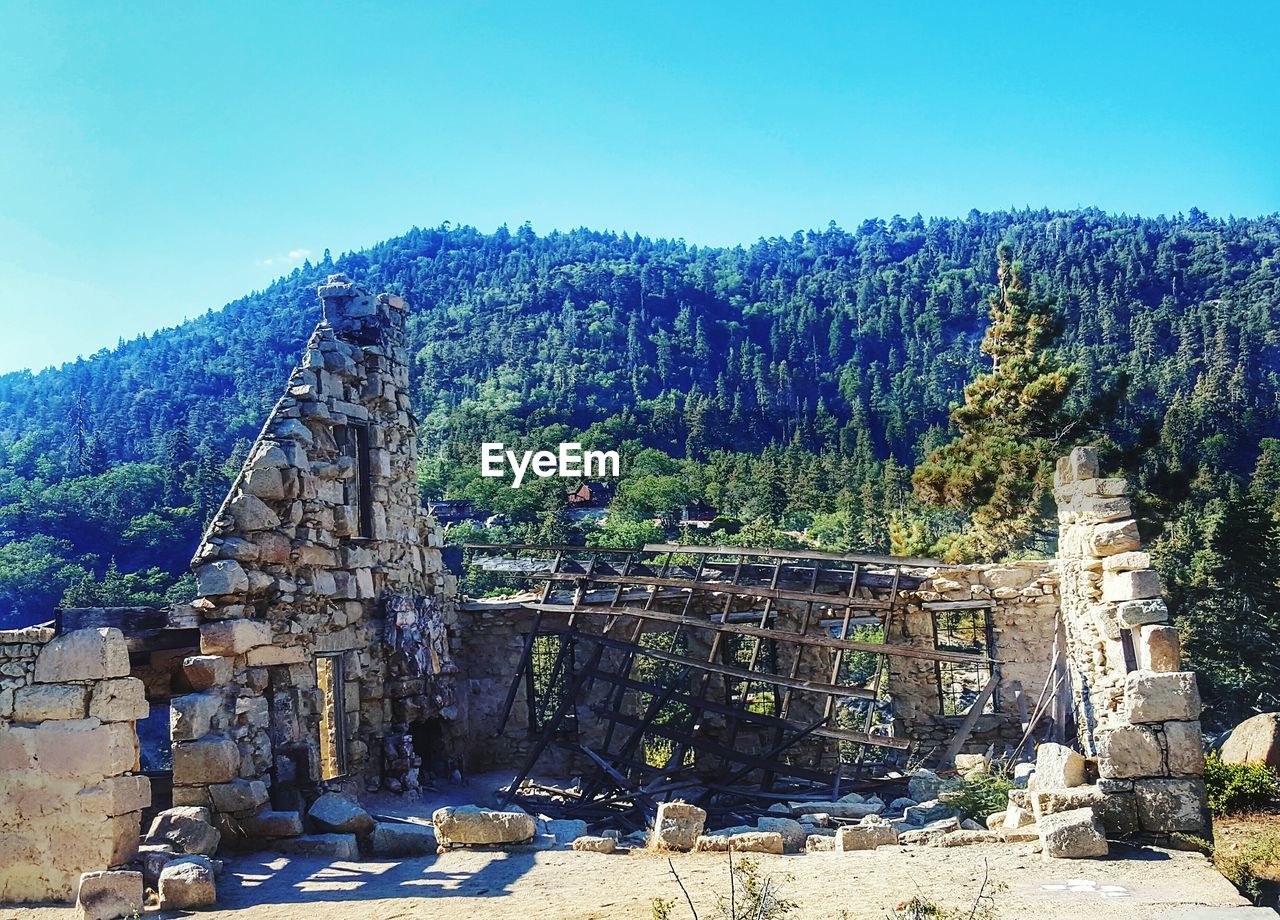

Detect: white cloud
257,248,312,267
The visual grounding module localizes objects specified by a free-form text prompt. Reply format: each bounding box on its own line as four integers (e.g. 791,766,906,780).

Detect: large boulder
1038,807,1108,859
308,793,375,836
76,870,143,920
650,801,707,851
370,821,437,857
1219,713,1280,770
432,806,536,848
1096,725,1164,779
157,856,217,910
1035,742,1086,788
146,807,221,856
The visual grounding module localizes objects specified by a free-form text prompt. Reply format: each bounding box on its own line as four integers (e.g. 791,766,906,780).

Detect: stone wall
1053,446,1209,837
0,626,150,901
892,563,1059,758
166,275,462,834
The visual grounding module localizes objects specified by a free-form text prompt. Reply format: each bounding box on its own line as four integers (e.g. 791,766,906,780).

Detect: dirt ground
3,840,1263,920
2,776,1268,920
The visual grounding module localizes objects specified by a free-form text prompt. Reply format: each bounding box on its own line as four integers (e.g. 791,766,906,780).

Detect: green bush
1204,753,1280,816
947,771,1013,822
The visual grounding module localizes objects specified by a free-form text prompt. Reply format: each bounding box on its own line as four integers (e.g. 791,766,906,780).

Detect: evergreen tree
912,244,1076,560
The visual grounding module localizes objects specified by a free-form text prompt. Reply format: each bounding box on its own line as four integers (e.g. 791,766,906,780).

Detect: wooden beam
533,573,894,609
938,671,1000,768
642,543,943,568
530,602,996,666
542,624,876,700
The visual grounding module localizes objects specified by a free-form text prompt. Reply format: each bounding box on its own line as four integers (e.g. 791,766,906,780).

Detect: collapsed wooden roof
466,543,992,829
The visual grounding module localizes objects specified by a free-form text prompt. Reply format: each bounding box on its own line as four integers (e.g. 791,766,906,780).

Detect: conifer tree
912,244,1076,559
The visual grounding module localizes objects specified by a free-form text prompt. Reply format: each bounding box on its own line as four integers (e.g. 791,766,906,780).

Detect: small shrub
1213,828,1280,904
947,771,1012,822
1204,753,1280,816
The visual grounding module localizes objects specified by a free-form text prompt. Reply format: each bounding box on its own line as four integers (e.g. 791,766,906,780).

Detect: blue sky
0,1,1276,374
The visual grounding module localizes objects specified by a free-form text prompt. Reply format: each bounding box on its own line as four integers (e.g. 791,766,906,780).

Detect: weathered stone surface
433,806,536,848
33,718,136,776
1103,569,1162,602
1031,785,1103,819
274,834,359,859
907,768,943,802
933,830,1000,847
837,822,899,851
103,774,151,816
147,807,221,856
370,821,437,856
1164,720,1206,776
805,833,837,852
1103,551,1151,572
209,779,269,814
1124,671,1202,723
571,835,616,853
1088,520,1141,556
172,737,240,785
183,655,232,690
1140,625,1181,671
1002,801,1035,829
897,817,961,845
89,678,148,722
158,856,217,910
195,560,248,597
1116,598,1169,628
725,832,784,854
75,870,143,920
243,644,306,667
34,628,130,683
243,466,286,500
541,818,588,845
1035,743,1086,788
309,793,374,836
902,801,959,826
171,692,223,742
13,683,88,721
229,493,280,532
649,801,707,851
756,816,806,851
243,811,303,837
1219,713,1280,770
1097,725,1164,779
137,844,178,888
1134,778,1209,834
199,619,272,656
789,800,882,818
1038,807,1108,859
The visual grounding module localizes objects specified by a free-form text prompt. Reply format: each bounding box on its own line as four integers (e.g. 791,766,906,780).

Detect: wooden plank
533,573,893,609
530,602,996,665
922,600,995,611
938,670,1000,768
542,624,876,700
641,543,942,568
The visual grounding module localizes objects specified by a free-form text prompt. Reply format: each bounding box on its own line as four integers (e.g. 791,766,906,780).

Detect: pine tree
912,244,1076,560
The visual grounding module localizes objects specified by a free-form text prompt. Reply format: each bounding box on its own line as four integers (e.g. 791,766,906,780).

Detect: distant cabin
682,501,718,527
567,481,617,507
428,499,476,523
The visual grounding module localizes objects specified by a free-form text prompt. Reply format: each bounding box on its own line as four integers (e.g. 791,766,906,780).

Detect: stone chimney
317,273,407,347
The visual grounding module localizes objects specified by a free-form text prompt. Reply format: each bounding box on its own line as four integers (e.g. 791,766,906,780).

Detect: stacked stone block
167,275,460,835
1053,446,1209,838
0,627,150,901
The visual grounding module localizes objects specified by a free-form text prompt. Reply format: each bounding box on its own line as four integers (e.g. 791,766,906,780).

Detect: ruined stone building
0,276,1210,903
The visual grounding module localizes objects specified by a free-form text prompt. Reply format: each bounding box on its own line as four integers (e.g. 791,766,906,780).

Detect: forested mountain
2,209,1279,719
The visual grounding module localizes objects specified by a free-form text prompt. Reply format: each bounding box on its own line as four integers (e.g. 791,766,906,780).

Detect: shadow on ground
219,849,538,908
